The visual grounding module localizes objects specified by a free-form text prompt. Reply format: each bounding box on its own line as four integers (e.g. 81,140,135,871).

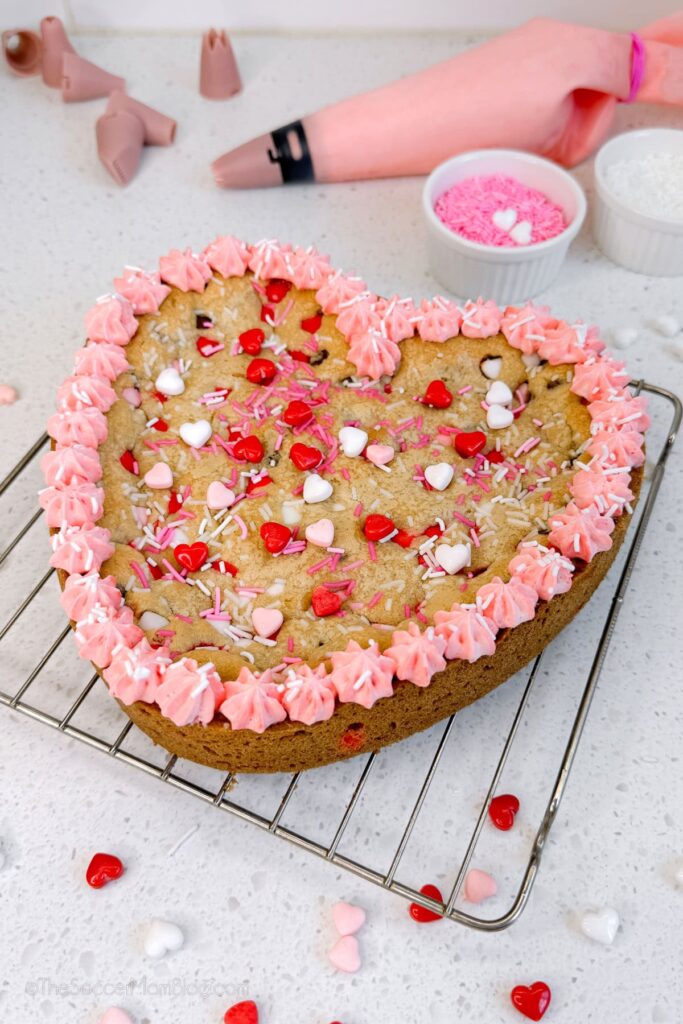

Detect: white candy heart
522,352,542,368
155,367,185,396
339,426,368,457
252,607,284,638
424,462,454,491
305,518,335,547
435,542,470,575
143,918,184,959
206,481,236,509
612,327,638,350
179,419,212,448
492,207,518,232
365,443,394,466
303,473,333,504
652,314,680,338
485,380,513,406
144,462,173,489
486,404,514,430
510,219,533,245
580,907,619,945
139,611,169,632
480,357,502,380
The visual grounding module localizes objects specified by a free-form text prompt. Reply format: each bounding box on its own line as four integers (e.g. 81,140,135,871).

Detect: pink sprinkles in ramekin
434,174,567,247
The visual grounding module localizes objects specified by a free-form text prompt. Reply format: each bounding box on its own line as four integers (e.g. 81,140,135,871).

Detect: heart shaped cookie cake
43,238,648,773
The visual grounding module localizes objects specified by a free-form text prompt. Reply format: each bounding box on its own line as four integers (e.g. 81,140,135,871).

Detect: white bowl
593,128,683,276
422,149,586,306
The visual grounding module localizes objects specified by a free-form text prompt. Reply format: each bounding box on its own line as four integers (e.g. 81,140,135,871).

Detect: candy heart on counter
328,935,361,973
409,883,444,923
224,1000,259,1024
580,907,619,945
143,918,184,959
463,868,497,904
332,901,366,936
488,793,520,831
86,852,124,889
510,981,551,1021
100,1008,134,1024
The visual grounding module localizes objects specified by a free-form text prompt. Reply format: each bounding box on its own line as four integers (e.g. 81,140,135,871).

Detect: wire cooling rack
0,381,679,930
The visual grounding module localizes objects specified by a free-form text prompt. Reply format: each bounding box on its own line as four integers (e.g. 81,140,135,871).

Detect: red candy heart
488,793,520,831
233,435,264,463
260,304,275,324
454,430,487,459
174,541,209,573
246,358,277,386
301,313,322,334
196,336,224,358
150,418,168,432
486,449,506,464
260,522,292,554
246,473,272,494
363,514,395,541
86,852,124,889
392,528,414,548
422,380,453,409
238,328,265,355
283,399,313,427
209,558,238,576
224,1000,259,1024
289,442,322,471
510,982,551,1021
409,883,444,923
168,490,183,514
311,587,342,617
265,278,291,303
119,450,138,475
153,390,168,404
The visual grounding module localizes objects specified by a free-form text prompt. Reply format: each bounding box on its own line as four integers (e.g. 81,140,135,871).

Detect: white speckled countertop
1,30,682,1024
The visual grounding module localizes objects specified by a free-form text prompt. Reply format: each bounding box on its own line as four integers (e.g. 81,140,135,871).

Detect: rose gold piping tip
2,29,42,76
105,90,176,146
62,51,125,102
96,109,144,187
200,28,242,100
40,15,75,87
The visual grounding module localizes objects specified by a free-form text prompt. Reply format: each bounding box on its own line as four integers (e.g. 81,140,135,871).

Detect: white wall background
1,0,679,32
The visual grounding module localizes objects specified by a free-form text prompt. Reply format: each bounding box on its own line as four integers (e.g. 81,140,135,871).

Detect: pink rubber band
622,32,645,104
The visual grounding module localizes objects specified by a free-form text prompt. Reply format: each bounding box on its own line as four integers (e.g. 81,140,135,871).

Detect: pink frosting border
45,238,647,733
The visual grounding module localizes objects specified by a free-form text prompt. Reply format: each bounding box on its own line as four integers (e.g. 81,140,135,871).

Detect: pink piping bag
213,15,683,187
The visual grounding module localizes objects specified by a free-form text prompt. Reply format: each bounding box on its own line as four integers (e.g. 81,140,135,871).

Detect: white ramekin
422,150,587,306
593,128,683,276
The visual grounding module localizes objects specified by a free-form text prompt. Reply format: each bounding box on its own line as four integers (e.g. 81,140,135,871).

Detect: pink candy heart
206,480,236,509
252,607,284,638
144,462,173,489
305,517,335,548
332,901,366,936
328,935,361,973
100,1009,134,1024
463,868,497,904
365,443,394,466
